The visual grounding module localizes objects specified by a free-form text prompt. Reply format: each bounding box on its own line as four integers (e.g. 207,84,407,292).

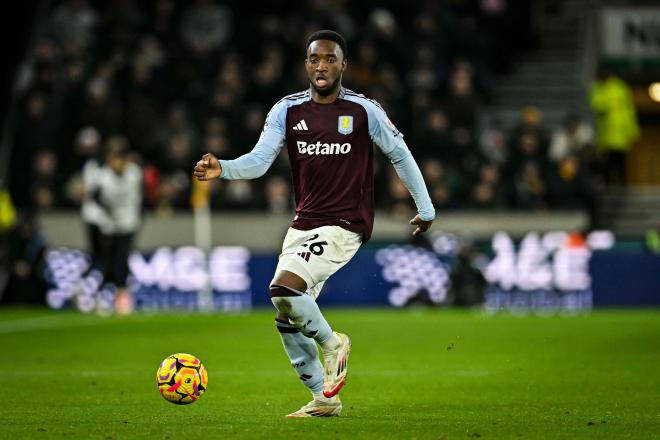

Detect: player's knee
271,295,291,317
270,270,307,293
269,284,302,298
270,286,302,316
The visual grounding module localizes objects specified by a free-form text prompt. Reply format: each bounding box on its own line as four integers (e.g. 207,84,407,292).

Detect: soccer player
194,30,435,418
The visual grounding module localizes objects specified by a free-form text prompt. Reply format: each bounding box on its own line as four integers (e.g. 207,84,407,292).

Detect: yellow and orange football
156,353,208,404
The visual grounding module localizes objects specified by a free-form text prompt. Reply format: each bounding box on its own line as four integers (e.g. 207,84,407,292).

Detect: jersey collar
307,86,347,101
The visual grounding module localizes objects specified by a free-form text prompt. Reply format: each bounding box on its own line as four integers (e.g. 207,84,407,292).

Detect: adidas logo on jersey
297,251,311,262
297,141,352,155
292,119,309,131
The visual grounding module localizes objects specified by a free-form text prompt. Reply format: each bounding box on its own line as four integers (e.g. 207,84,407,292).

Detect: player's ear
341,58,347,72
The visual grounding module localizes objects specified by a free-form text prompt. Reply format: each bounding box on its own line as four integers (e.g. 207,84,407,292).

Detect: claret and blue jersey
219,87,435,241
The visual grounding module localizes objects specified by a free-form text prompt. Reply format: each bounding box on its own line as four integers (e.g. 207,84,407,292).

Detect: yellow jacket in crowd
0,189,16,231
589,75,640,152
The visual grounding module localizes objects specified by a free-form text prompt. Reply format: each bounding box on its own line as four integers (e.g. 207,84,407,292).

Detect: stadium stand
5,0,604,220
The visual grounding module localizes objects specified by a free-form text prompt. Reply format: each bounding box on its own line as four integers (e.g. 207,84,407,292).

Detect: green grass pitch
1,307,658,439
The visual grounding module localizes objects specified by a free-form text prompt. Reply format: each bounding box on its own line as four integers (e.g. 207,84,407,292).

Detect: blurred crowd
8,0,614,221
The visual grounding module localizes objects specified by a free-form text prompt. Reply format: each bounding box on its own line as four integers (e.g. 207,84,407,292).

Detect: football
156,353,208,404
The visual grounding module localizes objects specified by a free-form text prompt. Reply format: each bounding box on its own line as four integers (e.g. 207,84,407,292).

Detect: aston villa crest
338,115,353,135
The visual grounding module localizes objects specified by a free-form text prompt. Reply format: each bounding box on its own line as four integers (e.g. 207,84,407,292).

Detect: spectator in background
421,159,462,210
31,149,61,210
180,0,231,58
449,244,486,307
347,39,379,91
79,77,122,136
264,176,292,215
123,58,163,155
82,137,142,300
100,0,144,52
410,10,448,75
413,107,456,165
503,115,550,211
206,55,245,128
590,67,640,186
202,128,230,161
547,153,597,227
154,132,194,210
223,180,254,210
512,162,547,210
375,64,405,117
2,213,47,305
10,92,58,208
444,61,481,177
479,124,507,166
0,189,17,303
60,55,88,143
157,103,198,154
407,44,441,96
80,136,108,267
77,127,104,268
247,45,285,106
549,114,594,163
63,126,102,206
469,162,506,210
367,8,399,52
150,0,177,46
508,106,549,157
387,169,416,219
24,37,60,92
237,106,267,154
645,226,660,254
547,154,595,209
50,0,98,49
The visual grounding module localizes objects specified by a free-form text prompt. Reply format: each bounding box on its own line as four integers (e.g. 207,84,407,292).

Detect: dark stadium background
1,0,658,310
0,1,659,439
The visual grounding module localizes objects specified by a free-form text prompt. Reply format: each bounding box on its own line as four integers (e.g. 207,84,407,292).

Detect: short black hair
306,30,347,59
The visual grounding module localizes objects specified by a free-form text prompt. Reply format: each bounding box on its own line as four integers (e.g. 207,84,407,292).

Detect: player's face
305,40,346,97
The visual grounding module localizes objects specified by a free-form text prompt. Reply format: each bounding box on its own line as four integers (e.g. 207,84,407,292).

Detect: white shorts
273,226,362,299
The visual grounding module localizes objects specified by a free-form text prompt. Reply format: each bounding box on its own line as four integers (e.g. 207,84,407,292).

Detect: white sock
275,318,323,393
271,288,333,344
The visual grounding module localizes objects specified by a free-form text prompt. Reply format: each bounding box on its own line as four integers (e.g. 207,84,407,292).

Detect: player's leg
273,307,324,395
270,226,360,399
273,308,342,418
270,272,337,344
269,268,342,417
270,278,350,400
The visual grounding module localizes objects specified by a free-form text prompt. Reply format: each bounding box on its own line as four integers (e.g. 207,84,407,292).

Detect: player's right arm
193,100,287,181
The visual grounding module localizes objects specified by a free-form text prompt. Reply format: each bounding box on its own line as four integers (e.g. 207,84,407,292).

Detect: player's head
305,30,347,97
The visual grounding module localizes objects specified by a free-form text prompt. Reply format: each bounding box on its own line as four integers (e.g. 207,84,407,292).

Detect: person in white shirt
82,137,142,294
548,114,594,163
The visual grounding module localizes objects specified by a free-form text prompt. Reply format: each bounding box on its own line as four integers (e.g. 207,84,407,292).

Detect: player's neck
311,85,342,104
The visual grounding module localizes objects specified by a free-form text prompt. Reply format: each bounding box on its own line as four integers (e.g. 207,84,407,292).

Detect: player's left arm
365,102,435,236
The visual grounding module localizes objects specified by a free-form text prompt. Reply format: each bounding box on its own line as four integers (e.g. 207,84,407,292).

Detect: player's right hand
193,153,222,181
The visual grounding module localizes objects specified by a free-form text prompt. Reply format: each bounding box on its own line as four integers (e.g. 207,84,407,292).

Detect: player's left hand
409,214,433,236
